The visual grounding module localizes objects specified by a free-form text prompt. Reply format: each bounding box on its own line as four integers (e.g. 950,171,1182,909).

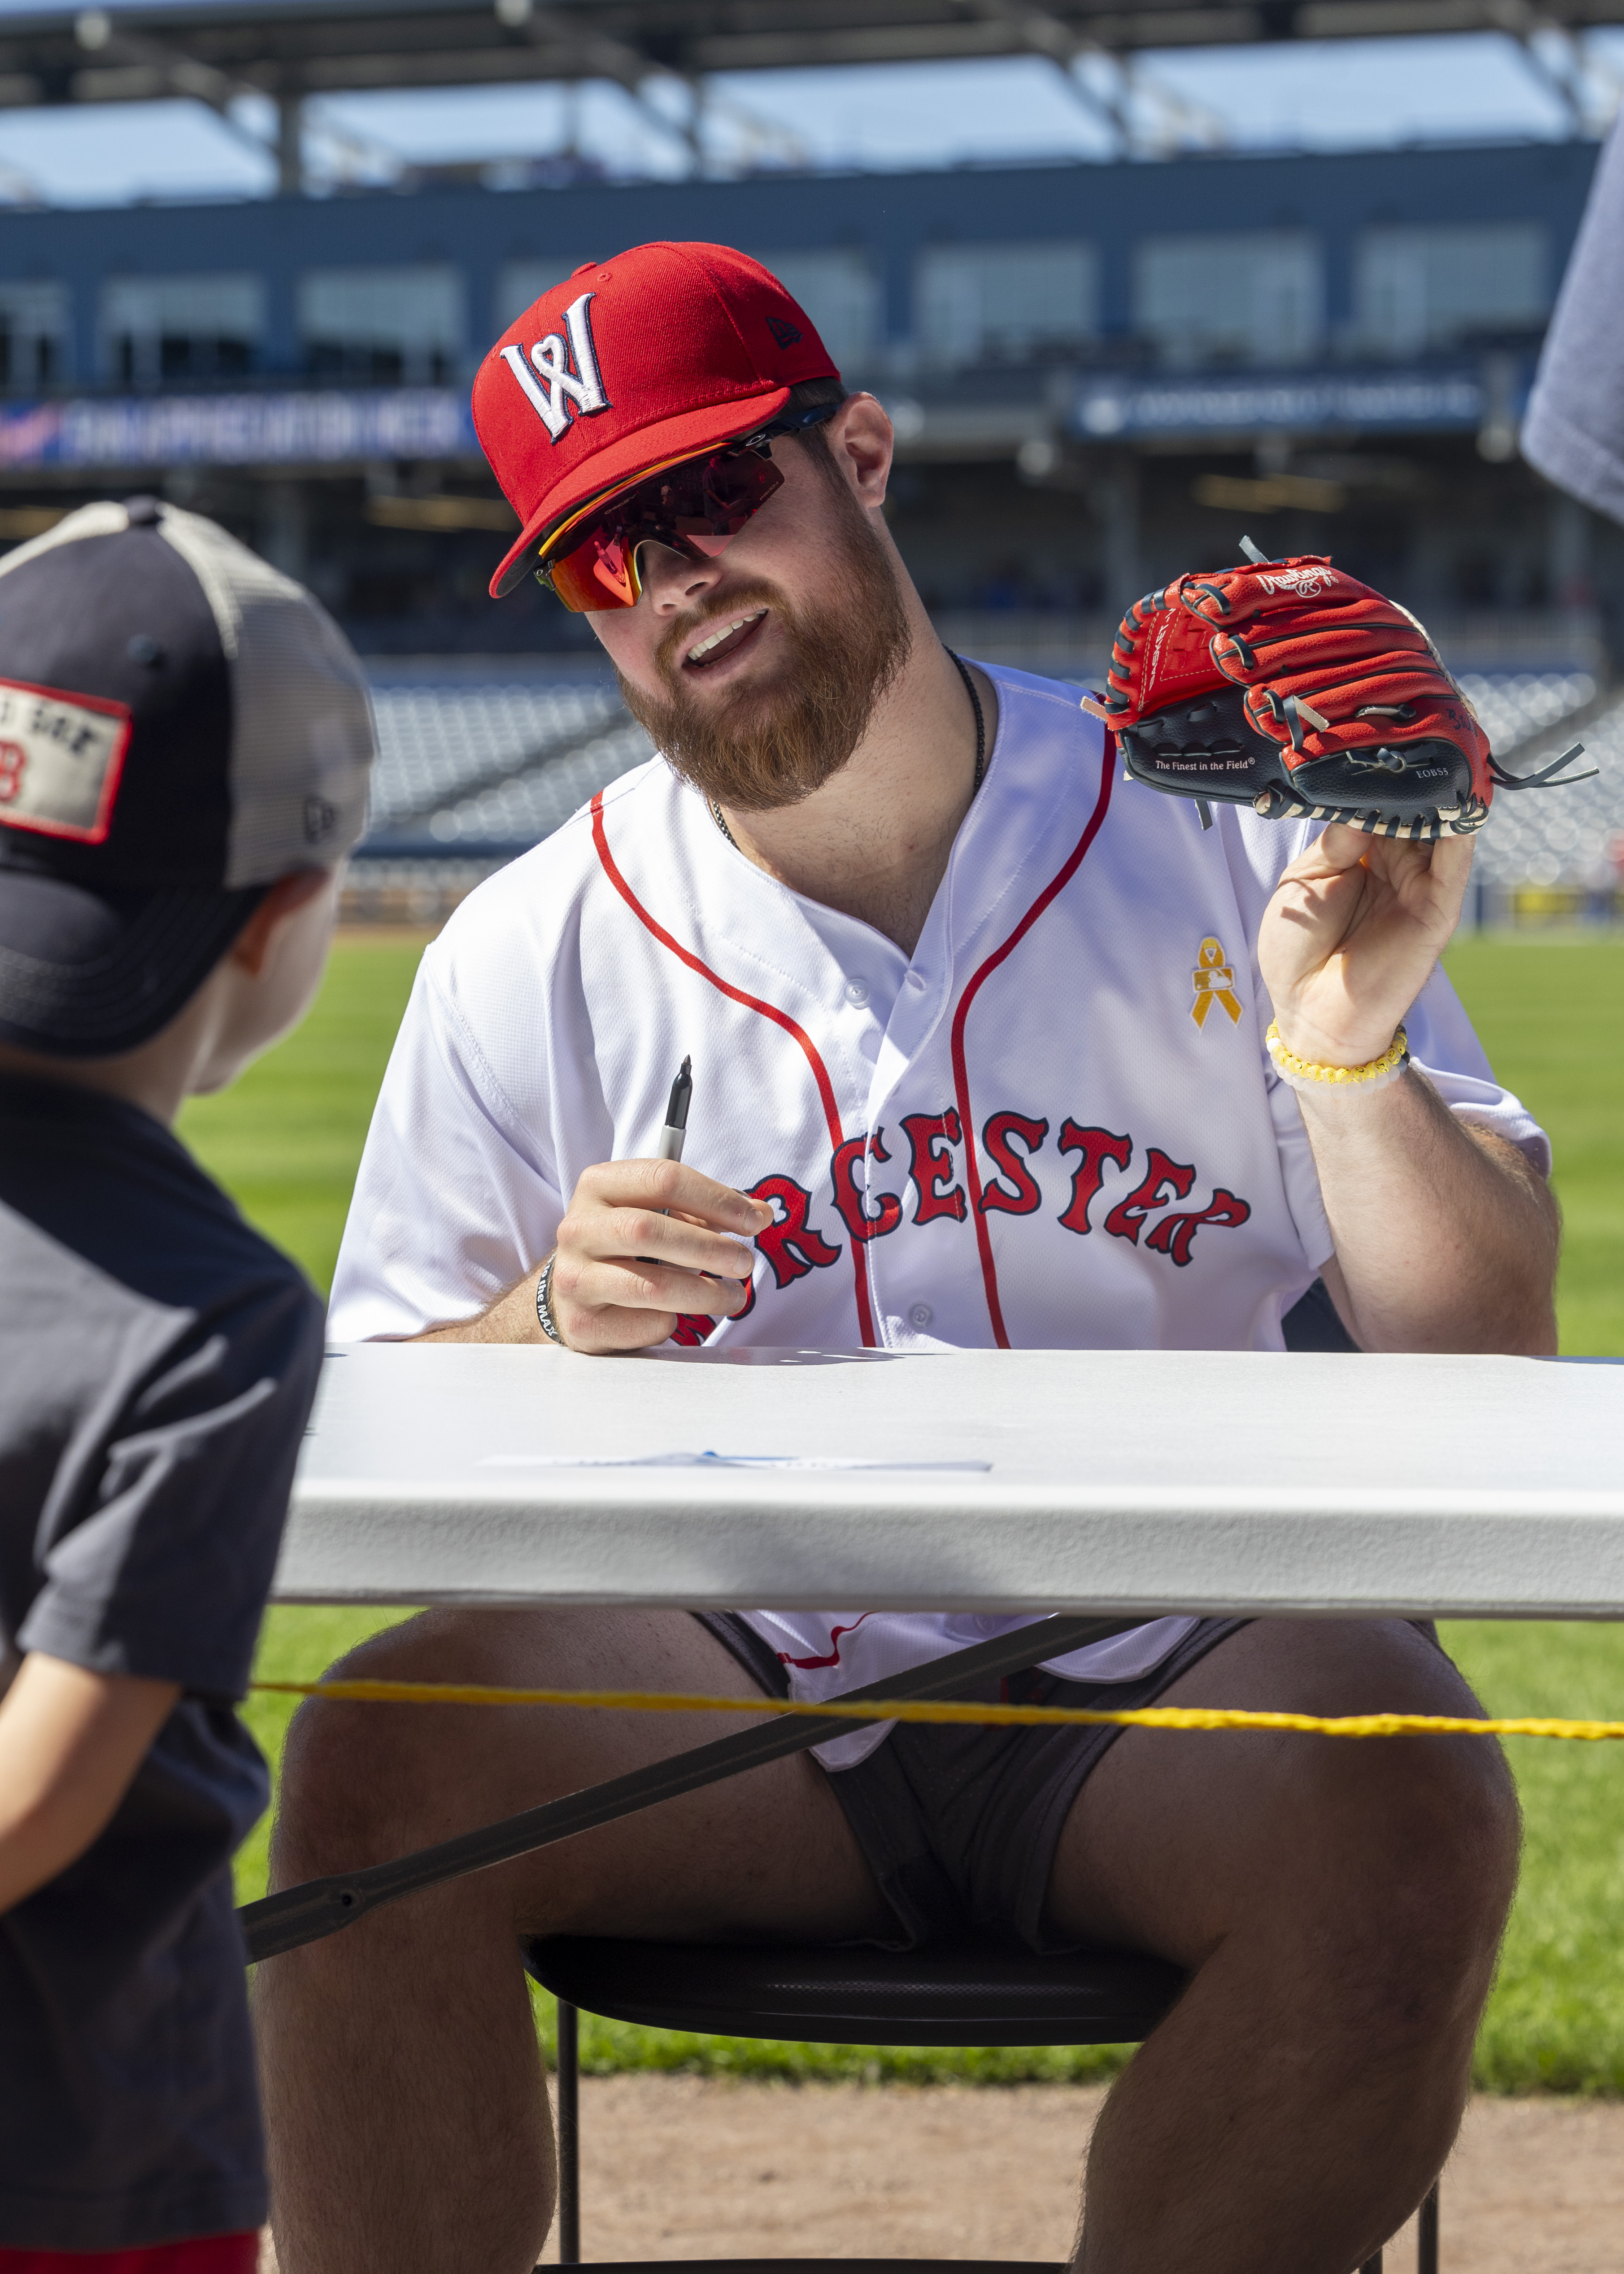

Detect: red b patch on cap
0,676,132,844
474,241,840,598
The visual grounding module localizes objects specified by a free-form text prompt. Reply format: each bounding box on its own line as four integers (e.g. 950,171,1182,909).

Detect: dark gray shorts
694,1612,1250,1954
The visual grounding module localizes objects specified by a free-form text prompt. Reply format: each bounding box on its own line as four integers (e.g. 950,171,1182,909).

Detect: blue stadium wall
0,139,1610,662
0,140,1598,378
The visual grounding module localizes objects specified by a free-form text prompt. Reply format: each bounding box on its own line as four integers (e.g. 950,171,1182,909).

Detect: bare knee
1289,1730,1519,2047
272,1694,422,1884
1349,1719,1518,1931
268,1606,662,1891
271,1610,538,1883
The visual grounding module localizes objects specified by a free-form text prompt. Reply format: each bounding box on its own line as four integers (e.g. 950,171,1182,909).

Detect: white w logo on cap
500,292,611,442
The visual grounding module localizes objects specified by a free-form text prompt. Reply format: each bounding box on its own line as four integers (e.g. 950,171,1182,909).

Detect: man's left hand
1258,823,1472,1067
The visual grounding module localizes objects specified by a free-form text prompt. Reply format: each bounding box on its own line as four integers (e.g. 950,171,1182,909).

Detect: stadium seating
1472,682,1623,891
365,669,638,843
1457,672,1595,759
350,660,1611,912
418,720,656,847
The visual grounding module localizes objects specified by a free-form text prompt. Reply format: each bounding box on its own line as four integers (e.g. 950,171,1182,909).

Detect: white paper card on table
480,1450,993,1472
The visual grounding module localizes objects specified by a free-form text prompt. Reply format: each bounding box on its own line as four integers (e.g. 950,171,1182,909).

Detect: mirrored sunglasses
536,402,839,614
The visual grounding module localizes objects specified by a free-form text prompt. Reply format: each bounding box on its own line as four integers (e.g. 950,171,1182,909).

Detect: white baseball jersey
331,664,1548,1767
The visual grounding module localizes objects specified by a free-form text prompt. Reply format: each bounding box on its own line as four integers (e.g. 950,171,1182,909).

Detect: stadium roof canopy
11,0,1624,100
1,0,1621,181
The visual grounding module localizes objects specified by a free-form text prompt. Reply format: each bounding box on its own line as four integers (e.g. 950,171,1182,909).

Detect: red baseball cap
475,242,840,599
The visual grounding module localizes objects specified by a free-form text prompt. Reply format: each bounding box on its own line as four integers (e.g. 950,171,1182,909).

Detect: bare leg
255,1608,890,2274
1049,1618,1519,2274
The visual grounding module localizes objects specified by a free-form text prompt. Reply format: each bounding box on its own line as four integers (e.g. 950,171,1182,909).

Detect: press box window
915,241,1098,370
1134,232,1323,368
0,282,66,392
1354,225,1548,357
299,266,465,385
748,250,880,373
100,273,264,387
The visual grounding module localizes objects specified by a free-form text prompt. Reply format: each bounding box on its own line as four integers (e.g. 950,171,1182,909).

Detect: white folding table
272,1342,1623,2274
280,1342,1624,1621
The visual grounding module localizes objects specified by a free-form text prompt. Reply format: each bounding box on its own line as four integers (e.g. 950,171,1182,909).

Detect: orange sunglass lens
539,449,782,610
546,530,639,612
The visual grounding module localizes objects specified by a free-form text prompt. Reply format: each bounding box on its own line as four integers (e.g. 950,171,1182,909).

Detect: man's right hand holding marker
417,1161,771,1351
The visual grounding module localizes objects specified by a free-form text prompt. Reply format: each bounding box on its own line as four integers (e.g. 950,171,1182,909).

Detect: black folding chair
525,1936,1440,2274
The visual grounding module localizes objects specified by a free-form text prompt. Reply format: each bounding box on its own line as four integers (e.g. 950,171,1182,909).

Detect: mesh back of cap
156,506,376,887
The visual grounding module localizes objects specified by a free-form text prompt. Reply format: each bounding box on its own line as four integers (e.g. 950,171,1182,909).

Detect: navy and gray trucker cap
0,496,375,1057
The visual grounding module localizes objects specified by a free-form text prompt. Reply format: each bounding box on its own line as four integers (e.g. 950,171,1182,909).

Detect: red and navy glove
1093,547,1591,840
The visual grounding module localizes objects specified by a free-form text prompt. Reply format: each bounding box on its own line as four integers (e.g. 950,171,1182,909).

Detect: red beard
615,483,913,815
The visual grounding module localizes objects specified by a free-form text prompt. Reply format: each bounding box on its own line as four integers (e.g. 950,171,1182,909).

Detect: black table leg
557,1998,580,2265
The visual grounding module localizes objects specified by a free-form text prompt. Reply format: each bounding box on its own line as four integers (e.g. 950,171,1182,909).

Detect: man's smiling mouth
684,609,768,668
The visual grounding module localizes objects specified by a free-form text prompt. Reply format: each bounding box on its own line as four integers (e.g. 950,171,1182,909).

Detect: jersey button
845,979,871,1006
905,971,927,992
908,1302,933,1329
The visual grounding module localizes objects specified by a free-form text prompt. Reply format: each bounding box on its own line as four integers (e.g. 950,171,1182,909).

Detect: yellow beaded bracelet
1265,1021,1410,1095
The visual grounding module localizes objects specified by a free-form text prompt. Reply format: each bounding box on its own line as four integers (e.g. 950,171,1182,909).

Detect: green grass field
183,931,1624,2092
179,935,428,1297
1443,934,1624,1363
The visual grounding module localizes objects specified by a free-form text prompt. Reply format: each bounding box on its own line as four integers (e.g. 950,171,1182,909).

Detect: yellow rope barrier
250,1677,1624,1742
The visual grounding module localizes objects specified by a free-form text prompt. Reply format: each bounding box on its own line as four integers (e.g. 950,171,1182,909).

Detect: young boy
0,497,375,2271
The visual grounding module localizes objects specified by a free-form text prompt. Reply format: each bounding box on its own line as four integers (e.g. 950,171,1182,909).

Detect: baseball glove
1090,543,1592,840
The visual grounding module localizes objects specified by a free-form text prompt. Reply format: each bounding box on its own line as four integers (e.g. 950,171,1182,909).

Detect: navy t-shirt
0,1072,325,2252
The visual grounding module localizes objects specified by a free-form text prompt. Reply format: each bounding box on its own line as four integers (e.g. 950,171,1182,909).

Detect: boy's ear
230,869,333,980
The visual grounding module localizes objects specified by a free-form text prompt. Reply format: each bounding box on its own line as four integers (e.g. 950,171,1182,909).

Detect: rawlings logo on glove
1252,563,1337,599
1087,540,1594,841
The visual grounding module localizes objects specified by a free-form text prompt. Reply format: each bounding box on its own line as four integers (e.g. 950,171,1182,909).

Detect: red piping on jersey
590,793,878,1347
949,744,1116,1348
775,1612,878,1670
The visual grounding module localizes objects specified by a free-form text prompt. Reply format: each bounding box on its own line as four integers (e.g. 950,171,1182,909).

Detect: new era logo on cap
474,242,840,597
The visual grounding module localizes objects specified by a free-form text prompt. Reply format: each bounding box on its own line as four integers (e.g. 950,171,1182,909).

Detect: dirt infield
257,2077,1624,2270
531,2078,1624,2270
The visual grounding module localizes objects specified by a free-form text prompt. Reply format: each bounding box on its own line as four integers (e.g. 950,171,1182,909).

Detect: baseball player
265,246,1554,2274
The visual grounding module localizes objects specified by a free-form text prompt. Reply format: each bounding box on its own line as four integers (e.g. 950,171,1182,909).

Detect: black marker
639,1057,692,1259
655,1055,692,1167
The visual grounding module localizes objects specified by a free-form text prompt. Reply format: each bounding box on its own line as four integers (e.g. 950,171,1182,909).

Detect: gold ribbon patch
1192,936,1244,1028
